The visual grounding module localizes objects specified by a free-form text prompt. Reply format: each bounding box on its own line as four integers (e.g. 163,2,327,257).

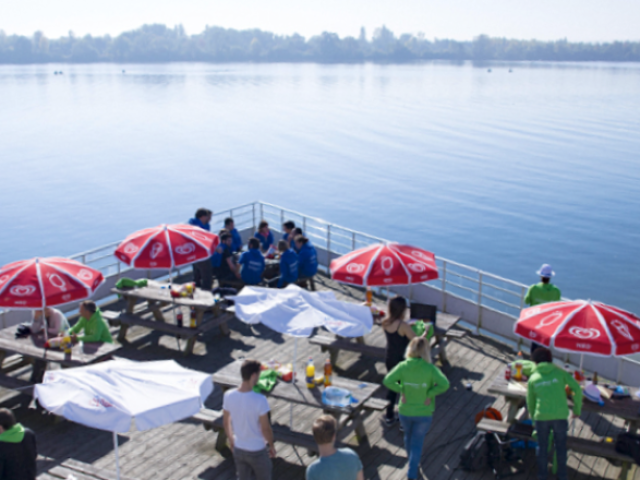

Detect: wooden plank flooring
1,273,637,480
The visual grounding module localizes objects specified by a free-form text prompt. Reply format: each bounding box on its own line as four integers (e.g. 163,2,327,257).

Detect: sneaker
384,415,398,427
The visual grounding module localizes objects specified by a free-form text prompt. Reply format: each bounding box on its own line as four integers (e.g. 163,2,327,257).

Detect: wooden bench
39,458,138,480
477,419,637,480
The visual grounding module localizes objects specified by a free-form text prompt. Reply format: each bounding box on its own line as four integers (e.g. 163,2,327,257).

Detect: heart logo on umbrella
124,243,139,254
537,311,563,328
411,250,431,262
346,263,365,274
10,285,36,296
175,243,196,255
77,269,94,281
408,263,426,273
568,327,601,340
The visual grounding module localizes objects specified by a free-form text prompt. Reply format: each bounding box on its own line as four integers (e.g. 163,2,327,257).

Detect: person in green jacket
383,337,450,480
67,300,113,344
527,347,582,480
525,264,561,354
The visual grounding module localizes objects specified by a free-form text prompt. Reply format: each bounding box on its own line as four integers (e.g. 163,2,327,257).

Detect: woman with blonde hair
382,296,425,426
383,336,450,480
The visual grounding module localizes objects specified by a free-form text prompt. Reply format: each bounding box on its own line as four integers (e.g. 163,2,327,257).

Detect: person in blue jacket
277,240,298,288
282,220,297,247
295,235,318,279
291,227,304,253
211,228,229,276
239,238,265,285
188,208,213,289
254,220,274,253
224,217,243,253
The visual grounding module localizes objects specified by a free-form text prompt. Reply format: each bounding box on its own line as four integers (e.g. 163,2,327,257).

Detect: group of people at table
187,208,319,291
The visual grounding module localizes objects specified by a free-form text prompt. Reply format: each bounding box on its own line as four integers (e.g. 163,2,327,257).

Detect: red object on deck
515,300,640,357
329,242,438,287
0,257,104,309
114,224,219,270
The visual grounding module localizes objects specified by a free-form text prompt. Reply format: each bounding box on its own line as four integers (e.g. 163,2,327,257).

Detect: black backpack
460,432,489,471
616,433,640,465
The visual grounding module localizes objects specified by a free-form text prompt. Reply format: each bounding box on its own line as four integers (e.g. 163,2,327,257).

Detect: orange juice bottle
306,358,315,389
365,288,373,306
324,358,332,387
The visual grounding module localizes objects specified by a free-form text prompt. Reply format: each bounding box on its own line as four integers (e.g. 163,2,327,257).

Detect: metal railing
3,200,638,375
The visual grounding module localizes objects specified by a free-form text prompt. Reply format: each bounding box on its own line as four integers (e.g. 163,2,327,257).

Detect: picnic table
488,374,640,430
0,326,120,388
111,282,232,356
209,358,382,451
310,309,463,367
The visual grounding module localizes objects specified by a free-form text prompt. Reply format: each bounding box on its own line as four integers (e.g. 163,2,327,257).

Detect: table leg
627,420,638,435
126,296,136,314
30,359,47,384
184,309,205,356
0,350,6,368
215,429,229,452
506,399,522,423
355,336,365,345
117,324,130,343
353,416,370,447
149,301,165,323
436,334,450,366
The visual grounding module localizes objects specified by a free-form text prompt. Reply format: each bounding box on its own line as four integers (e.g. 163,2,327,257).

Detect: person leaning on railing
524,264,561,354
383,337,450,480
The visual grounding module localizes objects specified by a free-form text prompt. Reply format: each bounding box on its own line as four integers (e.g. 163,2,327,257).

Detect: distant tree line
1,24,639,64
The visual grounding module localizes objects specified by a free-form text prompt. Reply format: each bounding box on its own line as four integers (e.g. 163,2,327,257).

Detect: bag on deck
460,432,489,471
615,432,640,465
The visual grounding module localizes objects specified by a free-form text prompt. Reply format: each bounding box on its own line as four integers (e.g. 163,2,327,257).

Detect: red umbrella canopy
114,224,219,269
0,257,104,309
515,300,640,357
330,243,439,287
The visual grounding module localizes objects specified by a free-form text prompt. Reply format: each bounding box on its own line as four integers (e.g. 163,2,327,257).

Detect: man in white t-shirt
223,359,276,480
31,308,70,337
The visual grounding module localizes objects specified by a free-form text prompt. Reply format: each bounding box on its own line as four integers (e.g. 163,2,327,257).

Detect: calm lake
1,62,639,313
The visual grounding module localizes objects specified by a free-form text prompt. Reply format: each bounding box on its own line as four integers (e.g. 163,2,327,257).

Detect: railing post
327,225,332,267
476,272,483,335
260,203,264,223
81,254,86,265
351,232,356,251
303,217,307,235
280,209,284,228
617,358,623,383
252,204,256,233
117,262,121,280
441,261,447,312
517,285,526,350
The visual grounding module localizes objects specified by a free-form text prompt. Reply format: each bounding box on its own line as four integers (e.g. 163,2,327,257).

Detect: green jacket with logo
68,309,113,343
383,357,450,417
526,362,582,421
524,283,561,307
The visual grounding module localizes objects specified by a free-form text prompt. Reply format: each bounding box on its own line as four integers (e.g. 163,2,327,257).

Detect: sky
2,0,640,42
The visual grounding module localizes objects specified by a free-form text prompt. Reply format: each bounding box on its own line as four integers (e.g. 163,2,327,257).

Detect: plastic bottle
306,358,315,389
324,358,332,387
190,308,197,328
593,372,598,385
176,310,183,328
513,351,523,381
365,288,373,306
504,363,512,381
62,336,72,356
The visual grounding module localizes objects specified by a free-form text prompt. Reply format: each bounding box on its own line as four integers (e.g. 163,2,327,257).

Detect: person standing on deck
381,296,426,426
223,359,276,480
306,415,364,480
383,337,450,480
188,208,213,290
239,238,265,286
527,347,582,480
524,264,561,354
0,408,37,480
225,217,243,253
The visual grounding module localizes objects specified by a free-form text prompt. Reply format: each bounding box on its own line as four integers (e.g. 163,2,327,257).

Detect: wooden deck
1,274,638,480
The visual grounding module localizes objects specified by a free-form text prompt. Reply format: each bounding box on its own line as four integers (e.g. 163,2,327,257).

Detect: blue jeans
535,419,568,480
399,414,433,479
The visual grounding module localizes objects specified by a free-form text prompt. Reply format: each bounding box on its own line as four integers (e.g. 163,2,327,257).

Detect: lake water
1,62,639,313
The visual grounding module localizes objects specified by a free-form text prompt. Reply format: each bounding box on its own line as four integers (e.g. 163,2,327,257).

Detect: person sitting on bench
282,220,299,248
294,235,318,284
65,301,113,344
254,220,275,254
31,307,70,337
217,233,242,285
239,238,265,286
291,227,304,253
527,347,582,480
277,240,298,288
225,217,243,253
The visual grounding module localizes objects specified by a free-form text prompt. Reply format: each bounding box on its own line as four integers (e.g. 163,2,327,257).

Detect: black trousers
192,259,213,290
385,358,402,420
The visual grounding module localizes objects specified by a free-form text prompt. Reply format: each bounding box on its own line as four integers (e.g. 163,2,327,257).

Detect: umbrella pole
579,354,584,371
113,431,121,480
290,337,298,429
42,307,48,342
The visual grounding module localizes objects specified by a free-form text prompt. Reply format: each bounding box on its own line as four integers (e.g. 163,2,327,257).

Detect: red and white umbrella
515,300,640,357
330,242,439,287
0,257,104,310
114,224,219,270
